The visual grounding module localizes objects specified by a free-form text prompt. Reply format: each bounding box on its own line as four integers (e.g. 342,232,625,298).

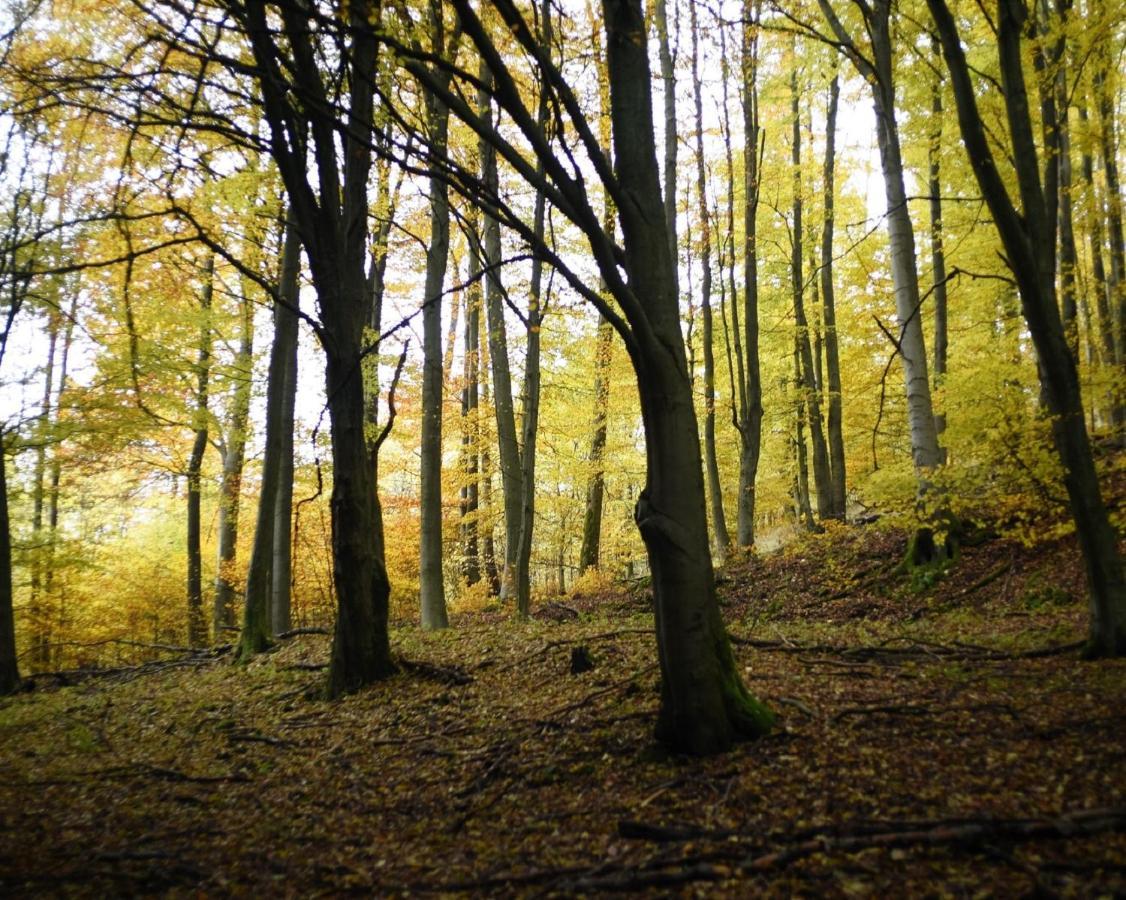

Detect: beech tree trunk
654,0,678,290
420,29,452,631
578,316,612,573
271,222,299,636
821,71,847,518
690,0,731,560
214,285,254,635
186,256,213,648
929,0,1126,656
28,310,57,667
0,438,19,694
460,227,482,586
928,40,949,450
736,0,765,548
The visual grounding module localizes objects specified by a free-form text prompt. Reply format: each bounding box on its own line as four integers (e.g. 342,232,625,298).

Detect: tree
927,0,1126,656
401,0,774,752
186,255,213,647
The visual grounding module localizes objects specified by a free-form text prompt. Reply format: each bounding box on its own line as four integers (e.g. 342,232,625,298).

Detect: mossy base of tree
235,630,272,664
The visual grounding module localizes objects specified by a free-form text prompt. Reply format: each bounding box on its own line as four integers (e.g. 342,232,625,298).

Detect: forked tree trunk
604,0,773,753
929,0,1126,656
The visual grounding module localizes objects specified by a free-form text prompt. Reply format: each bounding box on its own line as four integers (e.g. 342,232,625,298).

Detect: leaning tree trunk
186,256,213,648
0,436,20,694
419,69,451,631
604,0,773,754
929,0,1126,657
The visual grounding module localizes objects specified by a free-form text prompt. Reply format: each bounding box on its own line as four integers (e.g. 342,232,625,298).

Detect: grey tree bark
654,0,679,292
928,0,1126,656
460,226,482,586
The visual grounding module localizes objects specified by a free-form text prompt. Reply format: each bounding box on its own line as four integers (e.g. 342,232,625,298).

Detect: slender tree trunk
0,437,19,694
45,296,76,667
579,316,612,573
605,0,773,754
186,256,213,647
1094,62,1126,365
790,65,832,520
690,0,731,560
821,71,847,517
460,226,482,586
929,0,1126,656
654,0,679,291
478,63,523,603
1054,41,1079,357
736,0,764,548
214,286,254,636
420,46,451,631
28,311,57,667
1079,102,1116,367
479,339,501,596
240,218,300,658
271,228,299,636
793,341,817,531
928,39,950,451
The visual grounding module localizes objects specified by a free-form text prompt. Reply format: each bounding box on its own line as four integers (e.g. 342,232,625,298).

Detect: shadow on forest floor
1,523,1125,896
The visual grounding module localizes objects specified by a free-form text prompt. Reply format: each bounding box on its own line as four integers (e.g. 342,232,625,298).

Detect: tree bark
654,0,679,293
821,71,847,518
928,0,1126,656
420,15,452,631
186,255,213,648
690,0,731,560
0,436,20,694
604,0,773,753
460,224,482,587
214,282,254,635
271,222,299,637
28,310,57,667
578,316,612,573
928,40,949,452
478,62,523,604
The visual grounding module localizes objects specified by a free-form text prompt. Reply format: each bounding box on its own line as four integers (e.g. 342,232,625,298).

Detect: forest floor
2,524,1126,897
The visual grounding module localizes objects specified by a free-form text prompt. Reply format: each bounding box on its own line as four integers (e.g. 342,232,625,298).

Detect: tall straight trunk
1079,102,1117,367
821,71,847,517
514,0,552,618
819,0,943,474
460,227,482,586
214,287,254,635
689,0,731,560
0,441,19,694
604,0,773,753
420,46,452,631
736,0,764,547
654,0,678,288
241,217,300,657
793,341,816,530
930,0,1126,656
928,39,949,448
478,63,522,602
186,256,213,647
271,229,299,636
578,8,615,575
28,311,57,667
790,65,832,520
1094,62,1126,363
479,332,500,595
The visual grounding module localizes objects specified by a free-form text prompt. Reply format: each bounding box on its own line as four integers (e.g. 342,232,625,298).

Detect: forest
0,0,1124,893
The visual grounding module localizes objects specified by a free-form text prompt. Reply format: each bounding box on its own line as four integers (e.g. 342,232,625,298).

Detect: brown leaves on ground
1,525,1125,897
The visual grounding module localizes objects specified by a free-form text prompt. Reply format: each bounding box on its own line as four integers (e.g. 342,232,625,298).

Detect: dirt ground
1,524,1124,897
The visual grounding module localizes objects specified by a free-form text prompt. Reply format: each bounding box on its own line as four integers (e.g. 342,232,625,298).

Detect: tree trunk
821,71,847,518
420,48,451,631
928,40,949,452
214,284,254,636
478,63,522,603
790,64,833,520
929,0,1126,656
578,316,612,573
690,0,731,560
460,225,482,586
1079,102,1117,368
654,0,679,291
604,0,773,753
271,225,299,636
0,437,20,694
1094,61,1126,366
736,0,764,548
793,341,817,531
186,255,213,648
28,311,57,667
